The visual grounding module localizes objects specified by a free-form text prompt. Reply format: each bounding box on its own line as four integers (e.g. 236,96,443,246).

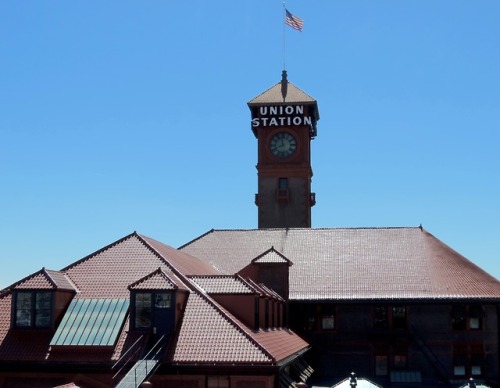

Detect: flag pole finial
281,70,288,102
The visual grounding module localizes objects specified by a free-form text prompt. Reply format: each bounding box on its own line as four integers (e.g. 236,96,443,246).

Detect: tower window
278,177,288,189
276,178,289,202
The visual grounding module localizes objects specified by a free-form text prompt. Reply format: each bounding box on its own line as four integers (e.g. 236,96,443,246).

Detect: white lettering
251,105,313,128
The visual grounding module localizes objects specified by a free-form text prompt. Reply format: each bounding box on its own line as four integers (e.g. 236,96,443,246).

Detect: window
392,306,407,329
321,304,335,330
375,355,388,376
14,291,52,328
469,305,484,330
471,345,484,376
276,178,289,202
374,306,388,329
452,305,467,330
453,349,467,377
302,304,316,331
133,291,174,331
135,293,152,328
394,354,407,369
374,306,407,329
155,293,171,308
207,376,229,388
452,305,484,330
453,343,483,377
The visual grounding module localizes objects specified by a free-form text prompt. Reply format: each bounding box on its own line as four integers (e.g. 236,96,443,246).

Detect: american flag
285,9,303,32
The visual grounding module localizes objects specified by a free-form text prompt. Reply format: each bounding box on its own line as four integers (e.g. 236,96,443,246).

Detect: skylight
50,298,129,347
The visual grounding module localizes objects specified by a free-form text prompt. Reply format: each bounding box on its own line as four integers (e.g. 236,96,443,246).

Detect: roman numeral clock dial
269,132,297,158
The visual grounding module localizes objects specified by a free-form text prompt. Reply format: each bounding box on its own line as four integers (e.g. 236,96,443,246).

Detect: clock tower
248,71,319,228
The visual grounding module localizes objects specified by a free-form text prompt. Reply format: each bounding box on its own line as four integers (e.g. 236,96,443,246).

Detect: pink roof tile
129,268,180,291
252,247,292,265
172,292,308,364
172,292,271,364
139,234,220,276
0,231,308,366
12,268,77,292
62,233,194,299
189,275,255,294
180,227,500,301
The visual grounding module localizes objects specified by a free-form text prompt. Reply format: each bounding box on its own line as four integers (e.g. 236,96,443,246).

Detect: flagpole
282,0,286,71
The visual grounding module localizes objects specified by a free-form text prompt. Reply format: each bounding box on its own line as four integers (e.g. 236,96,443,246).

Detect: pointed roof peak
248,73,318,108
128,267,179,291
252,247,293,266
10,268,78,292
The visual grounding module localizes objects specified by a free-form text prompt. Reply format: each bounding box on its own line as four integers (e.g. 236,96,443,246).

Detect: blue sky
1,1,499,288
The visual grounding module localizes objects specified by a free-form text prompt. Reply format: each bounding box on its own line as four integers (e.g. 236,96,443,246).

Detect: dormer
10,268,77,330
238,247,293,300
128,268,189,337
246,277,286,330
189,274,286,331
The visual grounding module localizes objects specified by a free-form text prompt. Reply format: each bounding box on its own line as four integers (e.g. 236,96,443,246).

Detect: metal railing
114,334,167,388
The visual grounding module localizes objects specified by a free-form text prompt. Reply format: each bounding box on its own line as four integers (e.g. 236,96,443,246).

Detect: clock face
269,132,297,158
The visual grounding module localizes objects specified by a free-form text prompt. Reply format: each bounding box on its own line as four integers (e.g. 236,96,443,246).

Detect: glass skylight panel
50,298,129,347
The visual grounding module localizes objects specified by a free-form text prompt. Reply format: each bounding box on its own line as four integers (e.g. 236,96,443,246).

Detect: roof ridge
61,231,139,273
41,268,58,288
2,267,48,293
137,234,204,293
205,226,422,233
134,234,176,272
177,228,215,249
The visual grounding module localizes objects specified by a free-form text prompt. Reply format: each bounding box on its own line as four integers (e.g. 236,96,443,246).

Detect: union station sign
251,105,313,128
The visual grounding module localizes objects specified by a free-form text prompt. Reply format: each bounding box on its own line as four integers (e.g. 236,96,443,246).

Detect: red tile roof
11,268,77,292
180,227,500,301
252,247,292,265
171,291,308,364
129,268,181,291
1,231,309,366
60,233,208,299
0,233,201,360
189,275,255,294
139,234,220,276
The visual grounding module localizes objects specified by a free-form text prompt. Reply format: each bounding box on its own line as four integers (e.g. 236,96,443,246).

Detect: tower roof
248,80,318,106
